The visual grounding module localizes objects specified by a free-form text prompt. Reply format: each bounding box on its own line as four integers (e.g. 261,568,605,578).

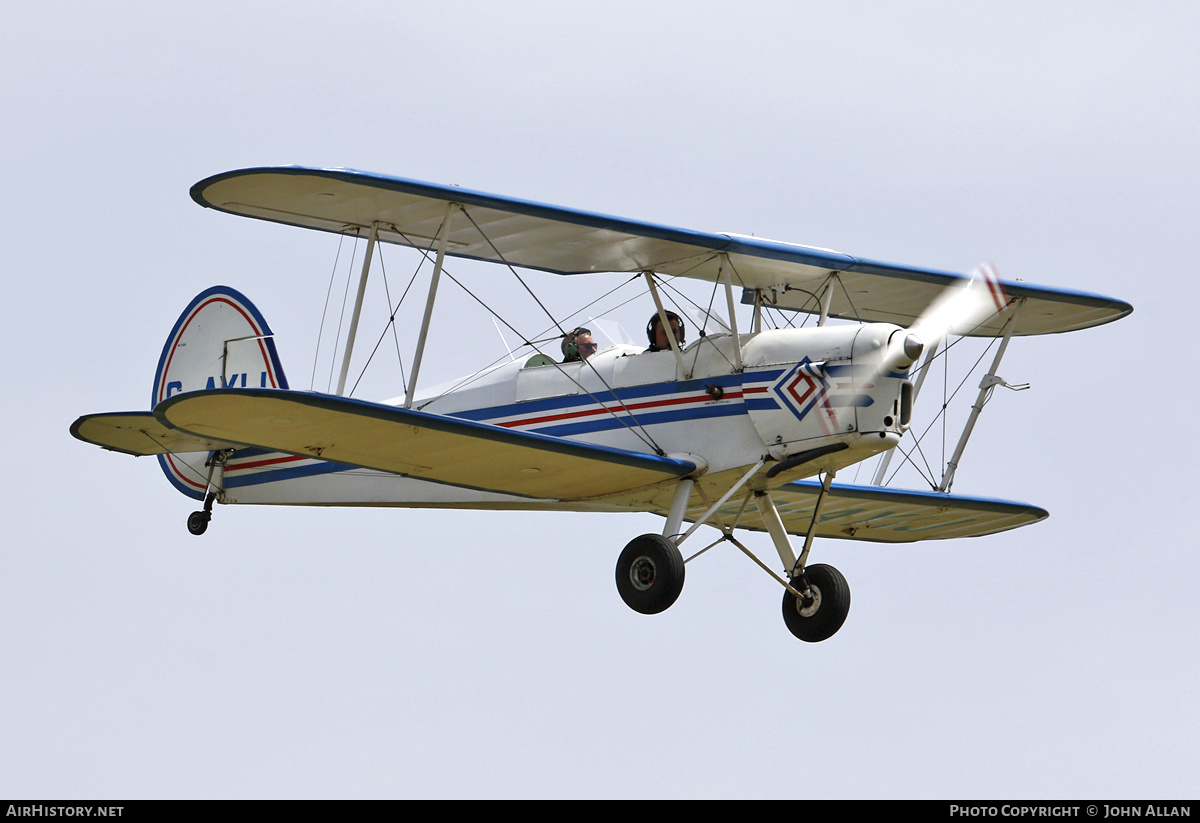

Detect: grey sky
2,1,1196,798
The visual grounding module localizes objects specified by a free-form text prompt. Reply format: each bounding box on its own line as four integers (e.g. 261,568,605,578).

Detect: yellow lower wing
71,411,243,457
153,389,696,501
725,480,1048,543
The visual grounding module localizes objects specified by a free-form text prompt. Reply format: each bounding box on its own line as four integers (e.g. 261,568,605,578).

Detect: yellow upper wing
192,166,1132,337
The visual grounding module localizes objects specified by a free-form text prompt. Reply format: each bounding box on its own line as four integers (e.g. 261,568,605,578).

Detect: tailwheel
615,534,685,614
187,491,216,536
187,510,210,536
782,563,850,642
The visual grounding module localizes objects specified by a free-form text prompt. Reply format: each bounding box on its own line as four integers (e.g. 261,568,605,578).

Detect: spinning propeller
872,263,1010,378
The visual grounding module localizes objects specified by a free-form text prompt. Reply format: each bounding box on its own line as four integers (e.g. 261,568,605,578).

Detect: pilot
646,310,685,352
561,326,598,362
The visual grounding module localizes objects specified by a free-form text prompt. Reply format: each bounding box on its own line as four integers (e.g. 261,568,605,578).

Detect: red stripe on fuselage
226,454,308,472
496,389,745,429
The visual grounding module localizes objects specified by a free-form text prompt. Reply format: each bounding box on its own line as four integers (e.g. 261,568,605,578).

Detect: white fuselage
211,324,912,509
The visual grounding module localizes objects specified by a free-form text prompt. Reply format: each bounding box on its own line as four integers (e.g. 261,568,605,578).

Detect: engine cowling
741,324,913,462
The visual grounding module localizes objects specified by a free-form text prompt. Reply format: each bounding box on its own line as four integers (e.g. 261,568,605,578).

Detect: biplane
71,166,1132,641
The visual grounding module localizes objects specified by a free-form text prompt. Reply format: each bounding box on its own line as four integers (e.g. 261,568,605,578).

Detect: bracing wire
882,332,1002,488
655,275,740,373
311,231,351,391
453,207,668,454
347,242,426,397
336,216,665,454
325,233,360,393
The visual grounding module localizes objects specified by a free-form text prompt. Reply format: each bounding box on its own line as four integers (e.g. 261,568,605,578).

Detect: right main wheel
782,563,850,642
615,534,685,615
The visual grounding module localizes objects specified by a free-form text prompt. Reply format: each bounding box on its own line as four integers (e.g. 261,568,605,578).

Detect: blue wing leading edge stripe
191,166,731,256
190,166,1131,323
201,370,784,485
781,478,1048,517
155,389,699,478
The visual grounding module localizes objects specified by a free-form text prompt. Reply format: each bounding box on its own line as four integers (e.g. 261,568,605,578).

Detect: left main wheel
615,534,685,614
782,563,850,642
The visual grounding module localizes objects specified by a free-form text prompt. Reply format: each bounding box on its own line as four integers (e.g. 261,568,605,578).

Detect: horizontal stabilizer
729,480,1048,543
154,389,696,500
70,411,242,457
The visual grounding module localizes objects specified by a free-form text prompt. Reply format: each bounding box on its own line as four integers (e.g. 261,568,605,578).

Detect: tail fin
152,285,288,406
153,286,288,498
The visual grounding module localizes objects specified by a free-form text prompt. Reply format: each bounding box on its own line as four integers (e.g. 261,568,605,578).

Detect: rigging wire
345,216,666,453
941,331,948,476
341,251,530,400
326,232,360,393
459,209,566,336
880,441,937,489
450,207,668,454
654,274,741,374
377,244,409,390
882,332,1002,488
311,231,352,391
520,272,651,347
370,229,567,399
347,239,426,397
833,272,865,324
146,439,214,489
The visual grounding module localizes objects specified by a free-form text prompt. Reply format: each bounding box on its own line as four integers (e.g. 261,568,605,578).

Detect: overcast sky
2,1,1196,799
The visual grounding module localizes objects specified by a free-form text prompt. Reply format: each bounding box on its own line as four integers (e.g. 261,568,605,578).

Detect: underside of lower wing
722,479,1048,543
153,389,696,501
70,411,243,456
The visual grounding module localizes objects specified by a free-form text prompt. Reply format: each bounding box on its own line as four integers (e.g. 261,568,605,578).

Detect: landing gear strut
755,475,852,642
185,449,231,536
611,470,853,641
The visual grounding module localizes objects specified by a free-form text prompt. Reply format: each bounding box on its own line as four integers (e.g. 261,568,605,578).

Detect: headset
561,326,593,361
645,310,685,350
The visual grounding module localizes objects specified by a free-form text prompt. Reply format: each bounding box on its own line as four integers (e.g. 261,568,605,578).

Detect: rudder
153,286,288,498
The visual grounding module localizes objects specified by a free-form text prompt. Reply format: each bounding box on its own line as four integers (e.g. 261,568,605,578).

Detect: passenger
646,310,685,352
561,326,598,362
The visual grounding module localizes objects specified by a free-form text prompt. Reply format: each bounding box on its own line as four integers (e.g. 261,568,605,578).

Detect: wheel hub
797,583,822,618
629,556,657,591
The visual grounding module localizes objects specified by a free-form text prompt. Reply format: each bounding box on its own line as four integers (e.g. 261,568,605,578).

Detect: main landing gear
612,470,851,642
781,563,850,643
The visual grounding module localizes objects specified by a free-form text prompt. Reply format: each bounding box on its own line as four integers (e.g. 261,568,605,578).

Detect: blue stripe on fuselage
528,398,749,437
448,369,783,424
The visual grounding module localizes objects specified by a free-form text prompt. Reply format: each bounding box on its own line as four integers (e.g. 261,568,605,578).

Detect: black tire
615,534,685,614
782,563,850,642
187,510,210,536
